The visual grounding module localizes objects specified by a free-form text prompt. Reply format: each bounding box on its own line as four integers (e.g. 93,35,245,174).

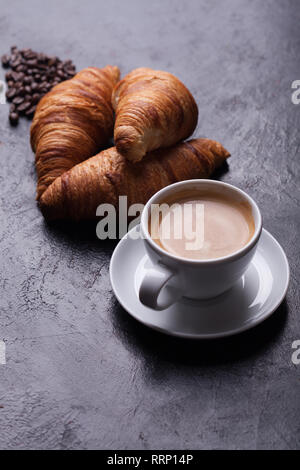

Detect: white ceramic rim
140,179,263,265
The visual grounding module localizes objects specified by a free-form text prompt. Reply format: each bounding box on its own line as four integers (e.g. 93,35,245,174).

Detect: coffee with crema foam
149,189,255,260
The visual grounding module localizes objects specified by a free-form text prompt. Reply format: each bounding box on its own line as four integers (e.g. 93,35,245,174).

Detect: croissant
39,138,230,221
31,65,120,200
112,67,198,162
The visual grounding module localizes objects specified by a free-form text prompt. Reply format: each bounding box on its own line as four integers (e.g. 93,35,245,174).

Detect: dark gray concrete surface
0,0,299,450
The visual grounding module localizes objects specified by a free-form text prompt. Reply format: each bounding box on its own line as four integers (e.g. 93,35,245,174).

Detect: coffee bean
37,53,46,63
18,101,31,114
31,82,38,92
18,87,26,97
25,105,36,117
2,46,76,124
23,50,36,59
15,64,24,72
12,96,24,105
5,71,12,81
64,62,75,71
23,76,32,85
1,55,10,67
11,71,20,82
32,93,40,104
11,59,21,70
27,59,38,67
48,57,57,66
66,67,75,76
9,112,19,126
6,88,18,101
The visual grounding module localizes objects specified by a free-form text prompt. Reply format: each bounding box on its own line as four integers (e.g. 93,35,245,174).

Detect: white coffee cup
139,179,262,310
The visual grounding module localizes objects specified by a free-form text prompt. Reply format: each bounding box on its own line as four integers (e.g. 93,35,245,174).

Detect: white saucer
110,226,289,339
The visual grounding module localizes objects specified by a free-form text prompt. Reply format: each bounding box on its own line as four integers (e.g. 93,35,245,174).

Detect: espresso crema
149,190,255,260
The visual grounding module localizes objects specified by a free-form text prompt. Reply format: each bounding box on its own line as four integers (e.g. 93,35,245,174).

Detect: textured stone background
0,0,299,450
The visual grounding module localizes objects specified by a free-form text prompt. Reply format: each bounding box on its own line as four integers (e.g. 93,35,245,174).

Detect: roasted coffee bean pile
1,46,76,125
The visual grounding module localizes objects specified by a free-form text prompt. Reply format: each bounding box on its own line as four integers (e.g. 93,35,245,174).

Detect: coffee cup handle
139,263,181,310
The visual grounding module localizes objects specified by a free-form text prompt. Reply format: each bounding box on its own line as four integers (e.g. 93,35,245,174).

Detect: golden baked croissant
31,65,120,199
39,138,230,221
112,67,198,162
